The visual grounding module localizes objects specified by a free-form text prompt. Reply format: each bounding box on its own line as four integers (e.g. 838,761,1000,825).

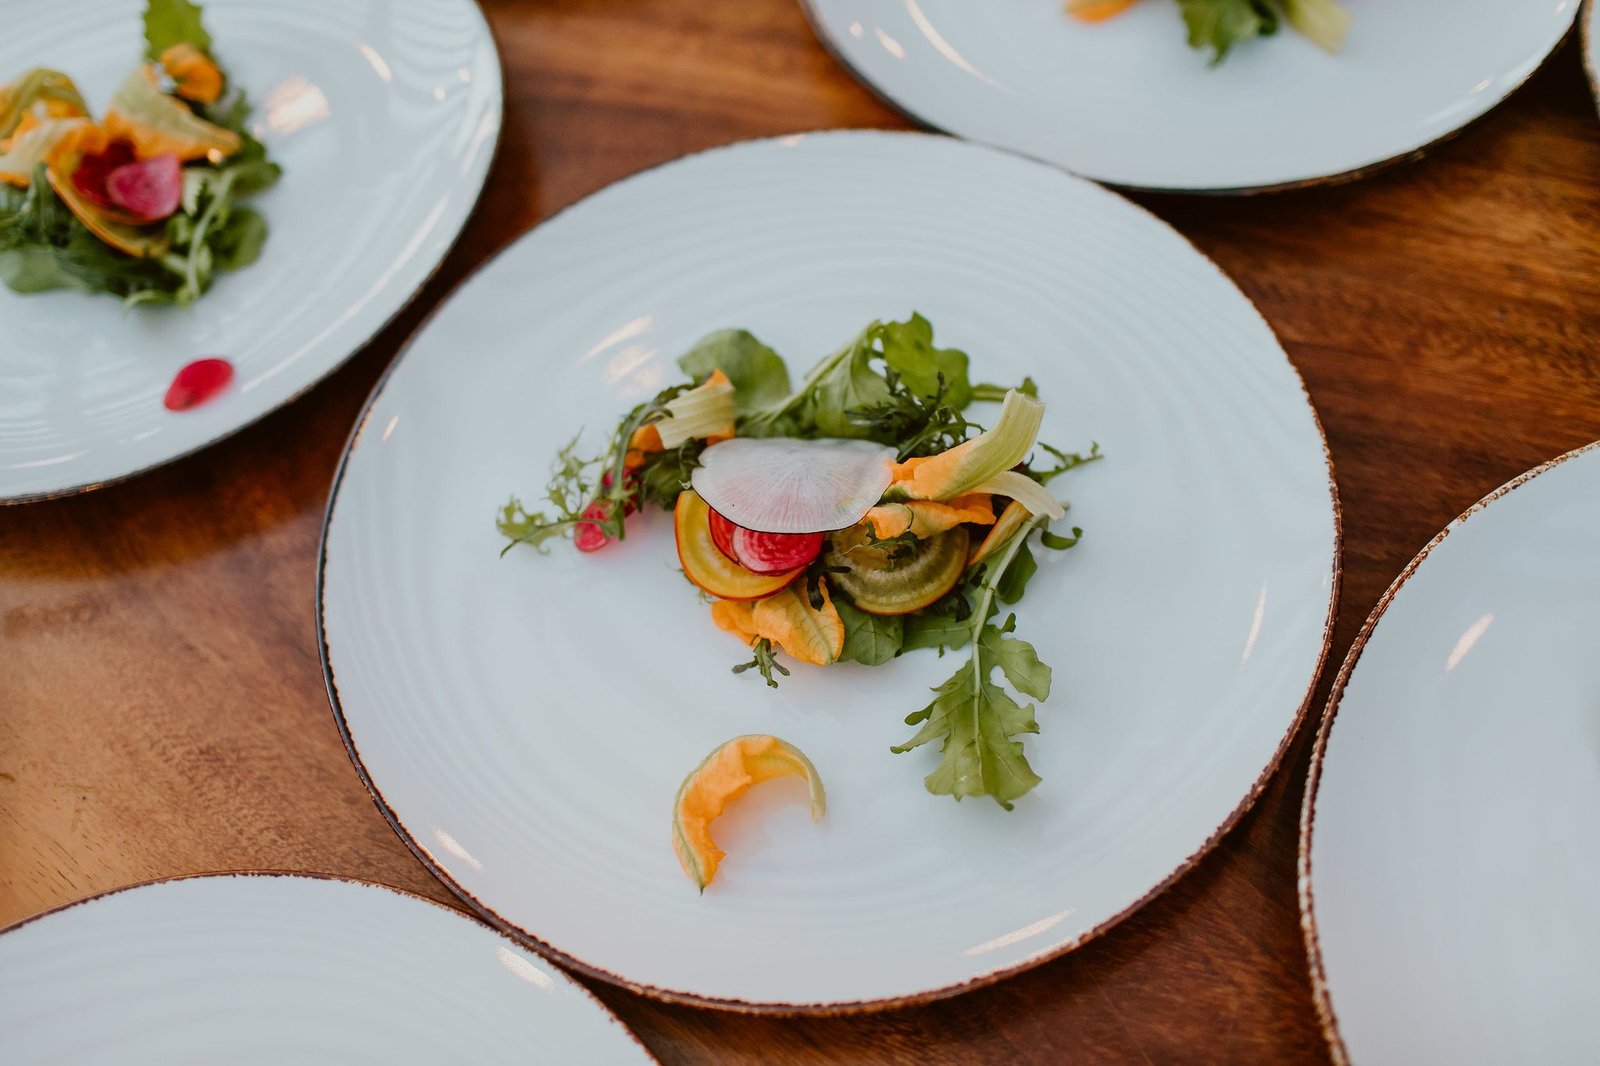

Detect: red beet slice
71,140,137,210
730,526,824,575
106,154,182,222
164,357,233,411
707,507,740,563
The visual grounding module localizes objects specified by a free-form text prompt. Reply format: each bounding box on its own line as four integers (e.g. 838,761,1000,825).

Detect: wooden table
5,2,1599,1061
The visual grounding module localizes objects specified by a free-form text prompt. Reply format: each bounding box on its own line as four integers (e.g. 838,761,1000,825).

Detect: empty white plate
802,0,1579,192
0,0,500,502
0,873,653,1063
1302,442,1600,1064
319,131,1340,1010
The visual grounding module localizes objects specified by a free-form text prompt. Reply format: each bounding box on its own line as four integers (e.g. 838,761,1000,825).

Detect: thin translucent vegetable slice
691,437,896,534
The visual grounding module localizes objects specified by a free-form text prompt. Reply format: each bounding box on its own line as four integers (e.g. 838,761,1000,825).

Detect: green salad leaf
741,315,977,441
1178,0,1278,64
144,0,213,60
876,313,971,410
677,330,792,415
901,605,974,655
1174,0,1349,63
0,166,176,297
837,600,904,666
892,517,1058,810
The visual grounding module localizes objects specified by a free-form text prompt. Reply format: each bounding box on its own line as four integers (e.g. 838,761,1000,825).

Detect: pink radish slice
691,437,896,534
707,507,740,562
105,154,183,222
730,526,823,575
71,140,137,210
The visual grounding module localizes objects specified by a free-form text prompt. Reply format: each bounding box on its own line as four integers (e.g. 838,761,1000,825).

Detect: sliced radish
730,527,824,575
691,437,896,534
707,507,740,562
105,154,182,221
71,140,136,210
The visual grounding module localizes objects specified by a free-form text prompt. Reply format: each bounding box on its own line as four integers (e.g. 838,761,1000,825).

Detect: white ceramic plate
0,0,500,503
801,0,1578,192
0,873,654,1063
1301,442,1600,1065
320,131,1340,1010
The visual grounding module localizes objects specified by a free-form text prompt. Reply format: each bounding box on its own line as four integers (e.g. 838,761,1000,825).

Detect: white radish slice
691,437,897,534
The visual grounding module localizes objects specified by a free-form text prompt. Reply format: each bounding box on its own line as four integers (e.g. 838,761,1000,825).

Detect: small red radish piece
691,437,896,534
574,500,616,552
163,357,233,411
730,527,824,575
105,154,182,222
707,507,739,562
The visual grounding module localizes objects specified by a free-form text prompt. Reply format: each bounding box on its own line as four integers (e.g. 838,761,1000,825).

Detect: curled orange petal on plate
750,583,843,666
1066,0,1139,22
710,598,759,644
671,734,826,892
159,44,224,105
865,493,995,540
709,582,844,665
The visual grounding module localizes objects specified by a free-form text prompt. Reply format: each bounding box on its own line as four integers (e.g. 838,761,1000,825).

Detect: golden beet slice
674,490,802,600
671,735,826,892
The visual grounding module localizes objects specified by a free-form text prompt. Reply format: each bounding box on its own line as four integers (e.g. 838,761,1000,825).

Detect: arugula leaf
971,377,1036,403
732,638,790,688
876,313,972,410
144,0,213,61
982,614,1052,701
891,516,1056,808
1177,0,1278,64
1039,524,1082,552
994,541,1037,605
847,370,977,460
837,600,904,666
901,611,974,654
809,330,890,438
0,170,176,298
741,315,974,442
211,204,267,269
1030,441,1102,486
677,330,792,415
497,434,601,553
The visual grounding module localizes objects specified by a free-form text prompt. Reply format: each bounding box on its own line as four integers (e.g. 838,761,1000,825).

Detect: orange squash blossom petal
1066,0,1140,22
671,735,826,892
865,494,996,540
158,44,224,105
750,583,844,666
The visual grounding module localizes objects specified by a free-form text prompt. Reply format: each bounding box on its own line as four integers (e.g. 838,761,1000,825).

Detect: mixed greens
499,315,1100,810
1068,0,1351,65
0,0,280,305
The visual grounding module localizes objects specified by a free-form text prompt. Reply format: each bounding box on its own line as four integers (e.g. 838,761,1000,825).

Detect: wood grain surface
4,2,1600,1062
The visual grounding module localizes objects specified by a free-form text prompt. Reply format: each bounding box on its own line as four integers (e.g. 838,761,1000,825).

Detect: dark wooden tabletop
4,2,1599,1062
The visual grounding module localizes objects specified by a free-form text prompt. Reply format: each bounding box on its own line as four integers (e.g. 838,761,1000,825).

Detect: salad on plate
0,0,280,306
1068,0,1351,64
498,315,1101,888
